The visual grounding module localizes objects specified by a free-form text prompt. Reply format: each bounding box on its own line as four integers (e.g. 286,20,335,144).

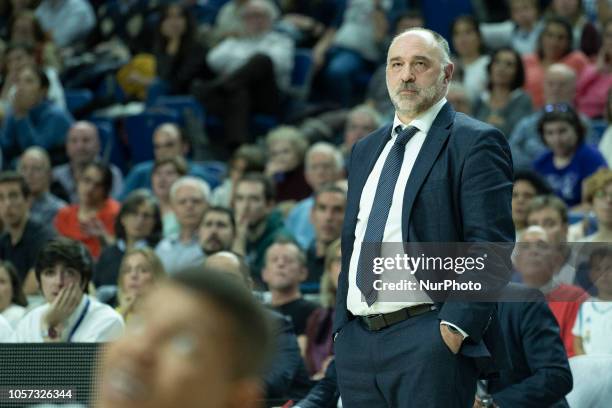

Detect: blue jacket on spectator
1,100,73,168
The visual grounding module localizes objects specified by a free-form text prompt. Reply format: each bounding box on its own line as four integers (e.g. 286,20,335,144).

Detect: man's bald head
204,251,253,289
543,63,576,105
153,123,187,161
18,147,52,195
520,225,549,243
20,147,51,170
389,28,452,67
66,121,101,165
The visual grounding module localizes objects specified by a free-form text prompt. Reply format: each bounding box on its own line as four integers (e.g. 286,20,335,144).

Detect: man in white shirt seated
10,237,124,342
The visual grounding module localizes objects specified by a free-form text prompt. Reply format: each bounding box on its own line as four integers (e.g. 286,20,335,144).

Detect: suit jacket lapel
401,103,455,241
351,123,393,210
364,124,393,183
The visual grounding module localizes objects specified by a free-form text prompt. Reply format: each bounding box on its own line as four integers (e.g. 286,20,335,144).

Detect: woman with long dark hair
147,3,209,102
473,47,533,137
523,16,589,108
94,190,162,287
451,15,490,103
0,260,27,327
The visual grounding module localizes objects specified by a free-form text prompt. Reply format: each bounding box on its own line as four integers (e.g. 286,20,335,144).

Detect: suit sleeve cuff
441,321,469,339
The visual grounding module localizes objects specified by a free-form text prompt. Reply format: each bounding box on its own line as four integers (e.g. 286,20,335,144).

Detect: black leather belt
360,304,436,331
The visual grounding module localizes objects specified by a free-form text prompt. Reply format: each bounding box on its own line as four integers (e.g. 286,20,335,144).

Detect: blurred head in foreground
99,267,273,408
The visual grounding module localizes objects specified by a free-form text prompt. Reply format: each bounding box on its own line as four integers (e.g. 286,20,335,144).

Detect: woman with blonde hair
582,169,612,243
265,126,312,203
116,247,166,320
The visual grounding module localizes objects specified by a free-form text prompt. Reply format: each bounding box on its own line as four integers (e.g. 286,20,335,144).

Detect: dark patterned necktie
357,125,419,306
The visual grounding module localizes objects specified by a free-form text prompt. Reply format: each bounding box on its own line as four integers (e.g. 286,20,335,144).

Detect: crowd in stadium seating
1,0,612,407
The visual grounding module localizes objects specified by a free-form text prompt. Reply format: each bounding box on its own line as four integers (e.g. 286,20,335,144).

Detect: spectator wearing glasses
533,104,606,208
54,161,120,259
510,63,597,170
93,190,162,288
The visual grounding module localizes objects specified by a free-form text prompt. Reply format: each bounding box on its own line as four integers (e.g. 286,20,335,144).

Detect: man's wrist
440,321,468,339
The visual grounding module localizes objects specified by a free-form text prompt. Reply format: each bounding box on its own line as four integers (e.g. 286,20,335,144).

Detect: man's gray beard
391,72,447,117
394,85,445,116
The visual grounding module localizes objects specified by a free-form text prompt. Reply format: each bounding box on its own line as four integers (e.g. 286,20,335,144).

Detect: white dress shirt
346,97,468,338
155,233,205,275
347,98,447,316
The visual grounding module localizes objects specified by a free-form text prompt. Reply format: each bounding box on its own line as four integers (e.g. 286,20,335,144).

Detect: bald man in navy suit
333,28,515,407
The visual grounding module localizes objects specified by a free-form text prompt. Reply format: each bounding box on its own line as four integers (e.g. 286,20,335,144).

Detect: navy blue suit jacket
334,102,515,374
490,284,572,408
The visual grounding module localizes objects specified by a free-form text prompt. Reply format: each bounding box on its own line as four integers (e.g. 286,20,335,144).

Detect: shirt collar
168,233,198,246
392,97,447,138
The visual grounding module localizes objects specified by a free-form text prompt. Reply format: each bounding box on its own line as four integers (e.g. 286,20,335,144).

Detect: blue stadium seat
65,89,93,114
191,160,228,189
152,95,205,126
89,117,129,174
289,49,315,100
124,110,180,165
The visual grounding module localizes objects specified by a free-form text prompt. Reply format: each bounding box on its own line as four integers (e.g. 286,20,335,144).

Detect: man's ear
444,62,455,84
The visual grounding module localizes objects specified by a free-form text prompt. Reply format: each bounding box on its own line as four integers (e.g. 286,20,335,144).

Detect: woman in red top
54,161,120,259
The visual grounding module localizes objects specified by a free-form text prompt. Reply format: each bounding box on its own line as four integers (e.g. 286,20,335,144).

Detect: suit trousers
334,310,478,407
